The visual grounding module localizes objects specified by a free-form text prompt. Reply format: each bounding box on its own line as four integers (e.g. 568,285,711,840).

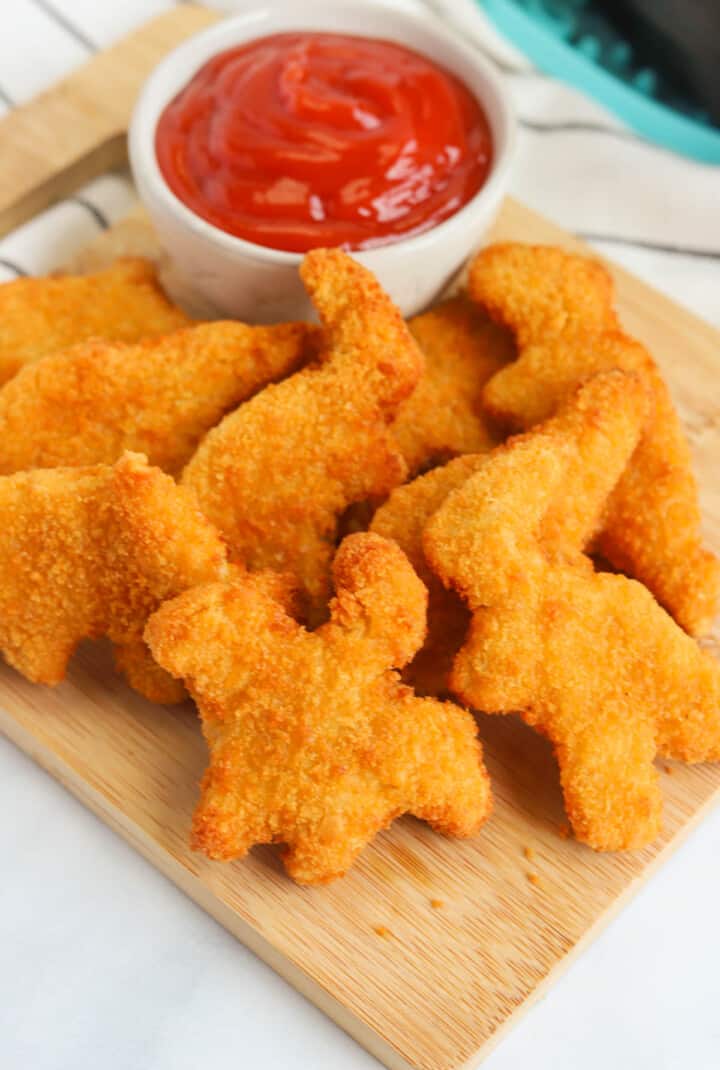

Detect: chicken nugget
391,296,513,475
372,356,652,693
0,258,190,384
0,320,315,476
145,532,491,884
0,451,231,701
182,249,423,612
469,242,720,635
424,371,720,851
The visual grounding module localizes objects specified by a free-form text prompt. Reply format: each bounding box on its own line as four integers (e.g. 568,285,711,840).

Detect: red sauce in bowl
155,32,493,253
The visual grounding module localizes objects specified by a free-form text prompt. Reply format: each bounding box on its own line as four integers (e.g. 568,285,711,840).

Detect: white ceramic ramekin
129,0,515,321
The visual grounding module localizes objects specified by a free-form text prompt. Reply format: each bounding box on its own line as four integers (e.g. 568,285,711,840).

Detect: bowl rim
129,0,516,266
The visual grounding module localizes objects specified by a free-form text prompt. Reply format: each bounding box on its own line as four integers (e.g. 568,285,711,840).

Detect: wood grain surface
1,196,718,1070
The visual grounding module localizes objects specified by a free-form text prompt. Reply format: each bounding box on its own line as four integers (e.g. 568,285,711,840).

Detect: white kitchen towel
0,0,718,327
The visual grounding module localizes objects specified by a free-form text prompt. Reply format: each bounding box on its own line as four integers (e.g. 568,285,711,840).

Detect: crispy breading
391,296,512,474
424,372,720,851
145,532,491,884
468,242,720,635
0,321,315,476
182,248,423,611
371,354,657,693
0,451,230,701
371,456,485,694
0,258,190,384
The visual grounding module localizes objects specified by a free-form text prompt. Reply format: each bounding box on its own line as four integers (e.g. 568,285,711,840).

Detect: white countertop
2,2,720,1068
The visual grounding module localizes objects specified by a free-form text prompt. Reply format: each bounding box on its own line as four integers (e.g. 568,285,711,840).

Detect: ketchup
155,32,493,253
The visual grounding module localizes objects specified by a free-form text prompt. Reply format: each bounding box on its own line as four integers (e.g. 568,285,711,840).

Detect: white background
1,3,719,1069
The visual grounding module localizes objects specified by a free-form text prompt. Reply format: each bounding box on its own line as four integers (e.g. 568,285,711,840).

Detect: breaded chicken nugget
145,532,491,884
371,456,485,694
372,354,654,693
182,249,423,611
424,372,720,851
391,296,513,475
0,321,315,476
0,452,230,701
469,242,720,635
0,258,190,384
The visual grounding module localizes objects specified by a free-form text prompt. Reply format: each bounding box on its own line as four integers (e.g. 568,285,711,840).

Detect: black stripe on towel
0,258,27,277
519,117,645,145
71,195,109,230
28,0,97,52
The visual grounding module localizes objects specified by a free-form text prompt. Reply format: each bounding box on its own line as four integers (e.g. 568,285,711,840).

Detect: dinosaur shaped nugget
371,361,640,693
145,532,491,884
0,451,232,703
182,249,423,613
424,372,720,851
0,320,315,476
469,242,720,635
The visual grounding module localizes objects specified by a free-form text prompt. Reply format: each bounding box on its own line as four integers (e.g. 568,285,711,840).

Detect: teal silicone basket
481,0,720,163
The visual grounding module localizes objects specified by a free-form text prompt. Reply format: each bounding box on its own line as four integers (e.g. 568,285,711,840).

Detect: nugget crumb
526,872,541,887
523,846,535,861
430,898,444,909
664,764,673,775
373,925,392,938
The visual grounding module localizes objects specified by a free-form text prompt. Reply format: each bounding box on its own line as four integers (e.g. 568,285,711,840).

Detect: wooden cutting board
0,8,719,1070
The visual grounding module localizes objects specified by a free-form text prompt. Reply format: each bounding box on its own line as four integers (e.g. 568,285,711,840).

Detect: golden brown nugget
0,258,190,384
145,532,491,884
371,456,486,694
182,249,423,611
0,321,315,476
371,359,649,693
0,451,231,701
469,242,720,635
392,296,513,475
424,372,720,852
